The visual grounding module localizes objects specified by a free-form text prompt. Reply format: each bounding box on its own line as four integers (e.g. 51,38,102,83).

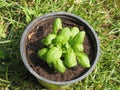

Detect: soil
25,17,93,82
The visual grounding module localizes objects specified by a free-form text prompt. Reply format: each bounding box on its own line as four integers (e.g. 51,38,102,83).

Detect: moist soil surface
26,17,93,82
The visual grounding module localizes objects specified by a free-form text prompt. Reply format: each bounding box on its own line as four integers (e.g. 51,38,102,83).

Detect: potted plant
20,12,100,90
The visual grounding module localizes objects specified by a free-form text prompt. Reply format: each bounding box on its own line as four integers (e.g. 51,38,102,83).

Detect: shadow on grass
0,36,44,90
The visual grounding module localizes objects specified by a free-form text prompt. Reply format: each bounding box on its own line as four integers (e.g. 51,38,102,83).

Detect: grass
0,0,120,90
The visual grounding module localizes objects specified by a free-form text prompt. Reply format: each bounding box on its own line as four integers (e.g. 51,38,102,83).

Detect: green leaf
64,49,77,68
46,47,62,64
52,35,64,46
77,52,90,68
72,44,84,52
53,18,62,34
71,31,85,45
71,27,79,38
59,27,71,44
38,48,48,60
42,34,56,46
53,59,66,73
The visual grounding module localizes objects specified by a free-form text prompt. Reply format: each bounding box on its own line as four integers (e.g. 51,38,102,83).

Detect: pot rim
20,12,100,85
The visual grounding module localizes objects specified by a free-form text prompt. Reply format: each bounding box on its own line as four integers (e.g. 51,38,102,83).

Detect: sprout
37,18,90,73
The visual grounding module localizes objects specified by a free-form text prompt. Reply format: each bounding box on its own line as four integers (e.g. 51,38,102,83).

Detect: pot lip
20,12,100,85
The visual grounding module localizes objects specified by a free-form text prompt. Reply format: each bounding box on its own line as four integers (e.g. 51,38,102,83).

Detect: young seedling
38,18,90,73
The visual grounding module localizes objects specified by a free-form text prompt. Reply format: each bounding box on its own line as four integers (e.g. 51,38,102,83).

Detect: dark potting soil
25,18,93,82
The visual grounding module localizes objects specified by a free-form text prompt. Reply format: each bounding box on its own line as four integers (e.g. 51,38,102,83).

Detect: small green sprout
38,18,90,73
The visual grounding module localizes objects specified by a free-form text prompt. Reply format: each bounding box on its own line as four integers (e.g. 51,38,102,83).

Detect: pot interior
24,15,97,82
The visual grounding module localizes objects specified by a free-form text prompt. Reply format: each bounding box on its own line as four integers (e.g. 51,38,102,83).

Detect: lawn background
0,0,120,90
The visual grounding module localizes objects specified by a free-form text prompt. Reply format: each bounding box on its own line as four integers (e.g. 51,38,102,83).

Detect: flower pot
20,12,100,90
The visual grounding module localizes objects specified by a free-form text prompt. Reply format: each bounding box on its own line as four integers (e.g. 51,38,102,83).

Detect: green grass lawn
0,0,120,90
